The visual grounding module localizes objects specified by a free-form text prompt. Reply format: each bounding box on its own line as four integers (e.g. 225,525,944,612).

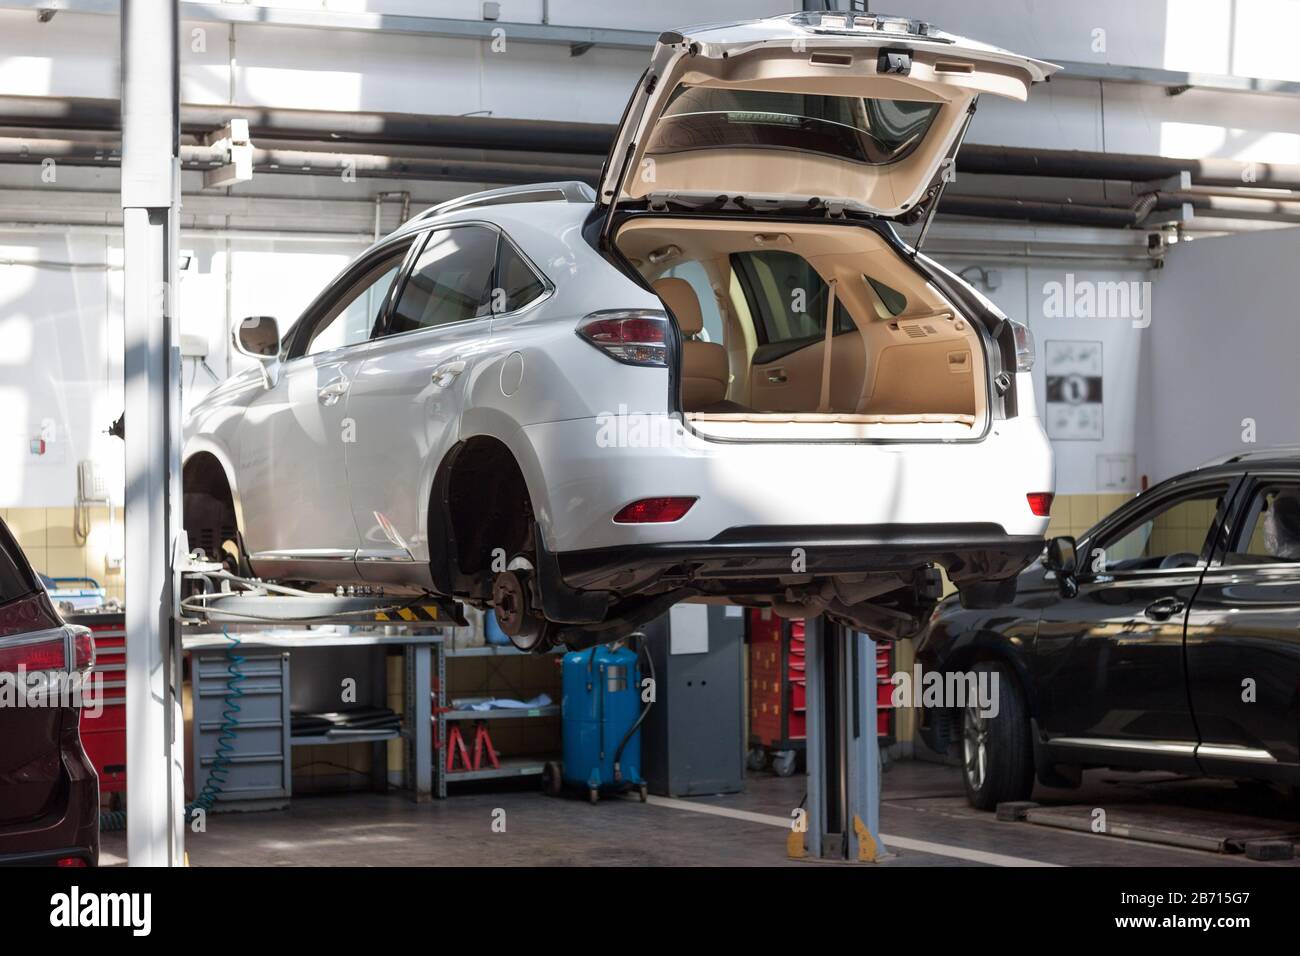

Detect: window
1090,487,1227,574
387,226,497,335
731,250,854,346
865,275,907,318
495,238,547,313
304,244,409,357
649,87,942,167
1228,484,1300,564
662,260,723,343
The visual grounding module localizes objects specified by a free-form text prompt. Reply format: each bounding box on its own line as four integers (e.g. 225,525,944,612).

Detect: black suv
916,450,1300,810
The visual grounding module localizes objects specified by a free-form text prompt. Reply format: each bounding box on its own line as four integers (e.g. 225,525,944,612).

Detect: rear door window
731,250,853,347
386,225,498,335
1226,483,1300,565
661,260,723,343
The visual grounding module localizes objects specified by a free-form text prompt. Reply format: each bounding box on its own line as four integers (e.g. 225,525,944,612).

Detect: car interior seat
653,277,748,413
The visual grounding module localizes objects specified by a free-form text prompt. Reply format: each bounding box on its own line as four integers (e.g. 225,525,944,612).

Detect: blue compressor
545,638,652,804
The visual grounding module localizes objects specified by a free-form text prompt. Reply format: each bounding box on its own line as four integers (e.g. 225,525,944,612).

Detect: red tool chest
748,611,806,753
748,611,895,761
70,611,126,794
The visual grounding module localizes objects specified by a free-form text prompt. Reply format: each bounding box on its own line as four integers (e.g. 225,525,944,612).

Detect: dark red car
0,516,98,866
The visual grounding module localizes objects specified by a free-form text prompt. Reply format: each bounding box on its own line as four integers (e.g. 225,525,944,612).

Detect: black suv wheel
961,661,1035,810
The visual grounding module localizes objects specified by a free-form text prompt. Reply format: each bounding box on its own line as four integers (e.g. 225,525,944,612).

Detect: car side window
386,226,497,336
1226,483,1300,565
730,249,854,345
495,237,547,313
1088,486,1228,574
303,244,410,358
662,260,723,343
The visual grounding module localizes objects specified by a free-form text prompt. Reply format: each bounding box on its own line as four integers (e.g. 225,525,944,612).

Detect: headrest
653,277,704,336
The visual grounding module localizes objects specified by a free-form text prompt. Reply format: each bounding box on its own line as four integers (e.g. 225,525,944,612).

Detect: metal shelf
444,643,562,657
445,756,552,783
443,704,559,721
290,729,402,746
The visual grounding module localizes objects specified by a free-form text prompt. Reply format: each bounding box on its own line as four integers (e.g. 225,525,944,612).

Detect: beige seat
653,277,731,411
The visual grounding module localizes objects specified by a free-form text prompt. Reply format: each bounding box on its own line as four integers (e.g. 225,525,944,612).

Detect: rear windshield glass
649,86,942,166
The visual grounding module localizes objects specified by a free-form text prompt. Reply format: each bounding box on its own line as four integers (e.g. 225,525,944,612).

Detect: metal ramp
999,797,1300,859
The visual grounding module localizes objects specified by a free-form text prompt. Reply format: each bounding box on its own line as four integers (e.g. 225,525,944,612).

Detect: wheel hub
491,570,529,636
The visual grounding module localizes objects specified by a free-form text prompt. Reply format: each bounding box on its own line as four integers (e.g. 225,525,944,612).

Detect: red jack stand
445,724,473,773
471,721,500,770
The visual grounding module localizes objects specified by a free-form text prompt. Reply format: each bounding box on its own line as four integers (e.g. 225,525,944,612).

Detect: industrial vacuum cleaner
545,634,652,804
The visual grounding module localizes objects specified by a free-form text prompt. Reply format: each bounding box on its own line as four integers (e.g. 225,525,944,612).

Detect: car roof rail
412,181,596,223
1197,445,1300,468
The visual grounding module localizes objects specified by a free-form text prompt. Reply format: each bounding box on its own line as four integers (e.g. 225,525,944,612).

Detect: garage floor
100,762,1300,867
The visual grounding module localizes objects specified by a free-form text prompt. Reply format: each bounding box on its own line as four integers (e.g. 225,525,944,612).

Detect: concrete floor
101,760,1300,867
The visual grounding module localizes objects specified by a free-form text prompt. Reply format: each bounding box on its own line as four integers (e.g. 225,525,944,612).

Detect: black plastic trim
554,525,1044,592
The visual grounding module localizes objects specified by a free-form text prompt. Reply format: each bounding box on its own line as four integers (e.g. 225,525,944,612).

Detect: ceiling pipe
935,196,1142,228
0,95,613,155
1151,190,1300,223
0,137,596,186
956,145,1300,191
3,95,1299,190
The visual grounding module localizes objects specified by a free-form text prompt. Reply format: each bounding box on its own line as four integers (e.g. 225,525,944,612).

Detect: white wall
0,234,121,508
932,257,1151,495
1138,226,1300,484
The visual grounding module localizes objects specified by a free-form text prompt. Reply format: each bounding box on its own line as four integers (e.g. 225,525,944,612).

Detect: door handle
766,367,788,384
431,360,467,388
1144,597,1185,621
317,377,349,406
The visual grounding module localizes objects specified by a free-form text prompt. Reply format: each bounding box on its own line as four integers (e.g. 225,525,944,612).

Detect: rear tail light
1027,492,1054,517
0,592,93,684
576,310,668,367
1009,319,1035,372
71,627,95,678
0,633,68,674
613,496,697,524
55,857,88,867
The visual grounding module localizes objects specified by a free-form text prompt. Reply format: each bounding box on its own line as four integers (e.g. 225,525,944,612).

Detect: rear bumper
520,414,1053,555
0,845,97,866
556,523,1045,591
0,727,100,867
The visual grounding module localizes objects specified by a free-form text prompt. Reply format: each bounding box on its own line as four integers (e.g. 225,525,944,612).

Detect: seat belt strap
818,278,838,413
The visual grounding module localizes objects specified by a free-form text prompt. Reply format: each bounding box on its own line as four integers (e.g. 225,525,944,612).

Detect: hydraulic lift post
801,616,884,862
122,0,184,867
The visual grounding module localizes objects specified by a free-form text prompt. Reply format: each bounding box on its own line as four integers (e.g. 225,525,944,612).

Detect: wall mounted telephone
73,459,115,562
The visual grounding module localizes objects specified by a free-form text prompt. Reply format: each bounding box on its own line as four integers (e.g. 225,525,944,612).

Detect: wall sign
1045,340,1103,440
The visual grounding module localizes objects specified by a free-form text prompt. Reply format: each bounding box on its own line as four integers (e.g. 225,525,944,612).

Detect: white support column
122,0,184,867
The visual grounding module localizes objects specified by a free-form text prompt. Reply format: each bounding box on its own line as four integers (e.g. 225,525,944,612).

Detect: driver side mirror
1043,535,1079,599
233,315,281,388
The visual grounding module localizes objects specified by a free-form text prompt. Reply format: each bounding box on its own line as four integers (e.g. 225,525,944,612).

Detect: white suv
184,12,1057,651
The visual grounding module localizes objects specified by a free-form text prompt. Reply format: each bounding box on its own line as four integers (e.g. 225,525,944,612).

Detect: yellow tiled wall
1,505,125,605
1045,492,1136,542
